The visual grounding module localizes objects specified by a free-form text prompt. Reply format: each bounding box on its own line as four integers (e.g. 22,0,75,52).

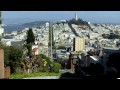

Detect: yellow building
73,37,85,52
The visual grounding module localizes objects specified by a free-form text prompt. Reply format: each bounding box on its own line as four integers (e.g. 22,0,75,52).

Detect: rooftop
90,56,99,61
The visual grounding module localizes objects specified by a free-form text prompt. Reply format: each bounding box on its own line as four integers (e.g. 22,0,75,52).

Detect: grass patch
10,72,61,79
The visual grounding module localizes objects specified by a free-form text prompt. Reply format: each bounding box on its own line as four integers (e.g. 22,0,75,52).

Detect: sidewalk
23,76,60,79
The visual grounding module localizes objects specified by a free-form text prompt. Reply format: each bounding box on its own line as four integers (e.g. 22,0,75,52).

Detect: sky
2,11,120,24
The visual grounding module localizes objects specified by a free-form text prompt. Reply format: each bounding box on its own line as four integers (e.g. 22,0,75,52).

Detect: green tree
4,46,10,66
26,28,35,44
68,18,88,25
57,46,66,49
0,41,4,48
102,34,109,38
9,46,23,73
0,42,23,73
25,44,32,56
51,62,61,73
40,54,47,59
26,28,35,57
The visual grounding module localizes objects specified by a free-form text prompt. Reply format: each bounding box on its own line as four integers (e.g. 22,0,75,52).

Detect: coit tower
75,12,78,21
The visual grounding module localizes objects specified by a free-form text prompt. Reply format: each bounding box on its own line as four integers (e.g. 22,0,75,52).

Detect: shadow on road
59,72,117,79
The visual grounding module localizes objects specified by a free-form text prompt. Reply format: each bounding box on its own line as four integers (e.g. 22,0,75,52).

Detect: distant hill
68,18,88,25
3,21,49,33
21,21,49,27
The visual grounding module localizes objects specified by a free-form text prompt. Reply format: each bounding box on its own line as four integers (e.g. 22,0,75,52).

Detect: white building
11,31,17,36
45,22,49,30
89,32,100,39
1,38,24,48
0,25,4,35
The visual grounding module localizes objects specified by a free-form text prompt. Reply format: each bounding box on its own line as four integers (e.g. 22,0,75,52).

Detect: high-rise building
73,37,85,52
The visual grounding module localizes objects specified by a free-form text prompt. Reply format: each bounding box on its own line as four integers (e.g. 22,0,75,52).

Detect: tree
0,42,23,73
0,42,4,48
25,44,32,56
68,18,88,25
108,33,120,39
57,46,66,49
26,28,35,44
8,46,23,73
26,28,35,57
51,62,61,73
102,34,109,38
40,54,47,59
4,46,10,66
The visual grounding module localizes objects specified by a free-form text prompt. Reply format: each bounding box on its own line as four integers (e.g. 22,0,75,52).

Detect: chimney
0,49,4,79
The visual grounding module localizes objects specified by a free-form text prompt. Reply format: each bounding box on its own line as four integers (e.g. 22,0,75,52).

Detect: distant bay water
3,24,33,33
3,21,48,33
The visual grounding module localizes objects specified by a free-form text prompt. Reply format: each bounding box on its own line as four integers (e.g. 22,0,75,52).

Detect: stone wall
0,49,4,78
4,66,10,79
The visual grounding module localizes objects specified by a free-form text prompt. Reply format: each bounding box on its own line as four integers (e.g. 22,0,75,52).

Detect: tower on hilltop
75,12,78,21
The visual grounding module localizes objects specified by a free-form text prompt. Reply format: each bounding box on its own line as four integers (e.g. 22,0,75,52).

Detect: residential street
23,69,75,79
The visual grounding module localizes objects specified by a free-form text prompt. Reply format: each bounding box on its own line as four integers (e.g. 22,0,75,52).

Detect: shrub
51,62,61,73
57,46,66,49
40,54,47,59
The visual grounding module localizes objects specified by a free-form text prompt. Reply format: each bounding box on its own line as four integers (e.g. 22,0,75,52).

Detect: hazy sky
2,11,120,24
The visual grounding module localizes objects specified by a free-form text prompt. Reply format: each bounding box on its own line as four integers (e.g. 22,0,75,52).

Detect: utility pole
49,22,53,61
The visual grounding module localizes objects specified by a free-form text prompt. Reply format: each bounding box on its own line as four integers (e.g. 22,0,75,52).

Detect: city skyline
1,11,120,79
2,11,120,24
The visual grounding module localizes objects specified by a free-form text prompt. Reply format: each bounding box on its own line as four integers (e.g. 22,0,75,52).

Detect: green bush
57,46,66,49
51,62,61,73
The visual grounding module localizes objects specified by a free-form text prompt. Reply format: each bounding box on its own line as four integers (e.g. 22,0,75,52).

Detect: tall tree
25,44,32,56
26,28,35,57
26,28,35,44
